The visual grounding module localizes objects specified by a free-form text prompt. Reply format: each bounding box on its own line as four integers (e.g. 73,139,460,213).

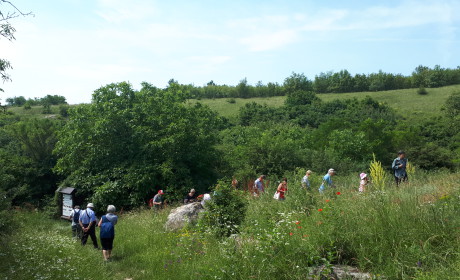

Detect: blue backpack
72,209,80,223
100,215,114,238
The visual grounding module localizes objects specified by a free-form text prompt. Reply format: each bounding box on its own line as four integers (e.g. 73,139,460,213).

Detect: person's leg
76,224,83,239
81,224,89,245
71,225,77,238
88,224,98,248
394,175,400,186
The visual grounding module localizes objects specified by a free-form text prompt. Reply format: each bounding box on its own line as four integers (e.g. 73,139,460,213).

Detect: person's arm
97,217,103,227
392,159,399,170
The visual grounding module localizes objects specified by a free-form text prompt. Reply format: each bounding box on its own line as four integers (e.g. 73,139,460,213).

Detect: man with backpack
69,205,82,239
79,203,99,249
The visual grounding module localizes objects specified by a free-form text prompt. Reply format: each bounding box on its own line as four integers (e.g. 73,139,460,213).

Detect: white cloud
240,29,298,52
96,0,158,23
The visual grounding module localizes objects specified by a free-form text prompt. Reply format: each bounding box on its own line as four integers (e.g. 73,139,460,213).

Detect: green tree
54,82,224,209
284,72,313,93
0,1,32,92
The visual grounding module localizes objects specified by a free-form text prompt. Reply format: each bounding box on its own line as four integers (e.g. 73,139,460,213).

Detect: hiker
318,169,336,193
274,178,288,201
253,175,266,196
301,170,312,188
392,150,408,186
152,190,164,210
78,203,98,248
231,177,238,189
201,193,211,207
184,189,197,204
359,173,369,192
98,205,118,261
69,205,82,239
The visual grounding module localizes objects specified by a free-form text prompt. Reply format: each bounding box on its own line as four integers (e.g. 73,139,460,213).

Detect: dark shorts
100,237,114,250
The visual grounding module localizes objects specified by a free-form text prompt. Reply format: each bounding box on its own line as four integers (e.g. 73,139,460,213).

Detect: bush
226,98,236,104
417,87,428,95
59,104,69,117
0,189,14,235
23,103,31,110
199,181,247,237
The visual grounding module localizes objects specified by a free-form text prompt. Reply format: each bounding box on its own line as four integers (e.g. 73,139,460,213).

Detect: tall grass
2,172,459,279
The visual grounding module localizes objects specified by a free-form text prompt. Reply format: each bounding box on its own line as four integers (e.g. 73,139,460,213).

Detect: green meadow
189,84,460,122
1,171,459,280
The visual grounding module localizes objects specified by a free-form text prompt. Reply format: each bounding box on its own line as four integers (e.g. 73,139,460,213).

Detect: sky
0,0,459,104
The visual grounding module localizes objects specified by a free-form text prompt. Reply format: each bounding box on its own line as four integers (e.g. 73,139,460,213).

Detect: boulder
309,265,372,280
164,202,204,231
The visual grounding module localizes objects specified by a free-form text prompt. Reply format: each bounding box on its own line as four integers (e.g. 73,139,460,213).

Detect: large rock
309,265,372,280
164,202,204,231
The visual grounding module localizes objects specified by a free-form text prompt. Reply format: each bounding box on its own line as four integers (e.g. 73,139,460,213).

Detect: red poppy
295,221,301,225
289,232,294,236
325,199,330,203
336,192,341,195
297,226,302,229
318,208,323,212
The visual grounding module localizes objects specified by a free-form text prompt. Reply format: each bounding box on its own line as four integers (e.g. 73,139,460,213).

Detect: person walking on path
392,151,408,186
79,203,98,248
152,190,164,210
319,169,336,193
253,175,266,196
98,205,118,261
301,170,312,189
69,205,82,239
276,178,288,201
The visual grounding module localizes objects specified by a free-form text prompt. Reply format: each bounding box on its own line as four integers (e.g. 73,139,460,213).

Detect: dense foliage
6,94,67,106
53,82,225,210
157,65,460,99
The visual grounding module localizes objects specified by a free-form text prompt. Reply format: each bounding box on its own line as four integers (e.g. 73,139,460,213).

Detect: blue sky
1,0,459,104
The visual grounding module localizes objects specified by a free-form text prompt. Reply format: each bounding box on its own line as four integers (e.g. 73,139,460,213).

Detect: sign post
58,187,77,219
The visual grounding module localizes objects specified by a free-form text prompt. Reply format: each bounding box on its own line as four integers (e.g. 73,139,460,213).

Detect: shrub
0,189,14,235
226,98,236,104
417,87,428,95
199,180,247,237
23,103,31,110
59,104,69,117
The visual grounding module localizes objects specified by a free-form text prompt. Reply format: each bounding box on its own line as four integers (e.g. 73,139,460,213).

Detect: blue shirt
319,174,333,192
79,208,96,225
254,179,264,192
392,157,408,178
301,175,310,187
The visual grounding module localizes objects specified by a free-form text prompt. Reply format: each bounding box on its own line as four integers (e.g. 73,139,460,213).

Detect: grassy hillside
5,85,459,123
2,172,460,280
188,85,460,122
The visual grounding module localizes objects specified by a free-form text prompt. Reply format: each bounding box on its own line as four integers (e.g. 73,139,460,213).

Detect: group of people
69,203,118,261
149,188,212,210
255,151,409,200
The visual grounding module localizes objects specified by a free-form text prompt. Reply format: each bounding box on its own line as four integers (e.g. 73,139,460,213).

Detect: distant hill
188,84,460,123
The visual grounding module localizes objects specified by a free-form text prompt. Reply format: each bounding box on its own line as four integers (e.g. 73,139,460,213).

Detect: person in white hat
318,169,336,193
359,173,369,192
78,203,98,248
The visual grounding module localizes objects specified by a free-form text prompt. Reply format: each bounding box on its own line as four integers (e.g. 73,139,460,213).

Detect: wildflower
336,192,341,195
318,208,323,212
289,232,293,236
325,199,330,203
295,221,301,225
297,226,302,229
